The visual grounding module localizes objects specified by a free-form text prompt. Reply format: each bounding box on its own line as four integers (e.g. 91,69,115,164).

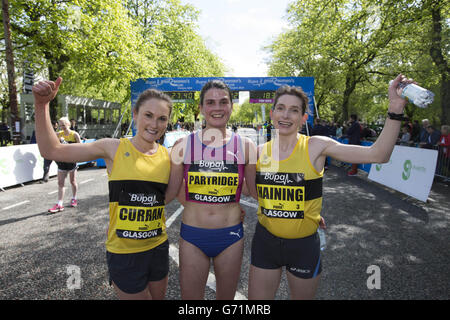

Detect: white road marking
79,179,94,184
2,200,30,210
166,205,183,228
166,205,247,300
239,199,259,209
48,190,58,195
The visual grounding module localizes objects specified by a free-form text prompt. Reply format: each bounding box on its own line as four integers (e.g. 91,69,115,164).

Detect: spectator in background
0,122,10,146
438,125,450,173
70,119,78,131
346,114,361,176
398,124,411,146
312,119,331,169
312,118,327,136
336,122,343,139
266,120,273,141
360,123,372,140
420,125,441,149
411,120,421,143
121,122,129,136
300,120,313,136
48,117,82,212
41,122,59,183
419,119,430,146
326,121,337,137
30,130,37,144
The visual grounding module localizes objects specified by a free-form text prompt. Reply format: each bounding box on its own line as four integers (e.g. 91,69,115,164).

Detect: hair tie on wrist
387,112,408,121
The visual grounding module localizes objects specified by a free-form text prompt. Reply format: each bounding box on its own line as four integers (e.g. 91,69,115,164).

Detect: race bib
187,161,239,204
256,171,305,219
116,191,164,239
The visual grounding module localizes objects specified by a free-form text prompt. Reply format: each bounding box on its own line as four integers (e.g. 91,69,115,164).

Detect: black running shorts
106,240,169,294
251,222,322,279
56,161,78,171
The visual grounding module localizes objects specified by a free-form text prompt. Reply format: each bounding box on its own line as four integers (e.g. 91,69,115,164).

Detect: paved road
0,163,449,300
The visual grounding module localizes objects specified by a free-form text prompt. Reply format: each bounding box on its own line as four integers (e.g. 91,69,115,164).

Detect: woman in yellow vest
33,77,177,300
47,117,81,213
247,74,415,299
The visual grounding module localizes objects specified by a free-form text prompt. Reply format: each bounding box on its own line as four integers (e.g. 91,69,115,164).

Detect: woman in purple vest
167,80,257,299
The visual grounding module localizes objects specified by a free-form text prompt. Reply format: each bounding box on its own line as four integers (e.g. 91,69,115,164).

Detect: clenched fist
32,77,63,106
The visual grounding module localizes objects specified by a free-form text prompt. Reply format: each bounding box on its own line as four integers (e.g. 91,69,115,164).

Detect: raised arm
311,74,413,167
33,78,116,164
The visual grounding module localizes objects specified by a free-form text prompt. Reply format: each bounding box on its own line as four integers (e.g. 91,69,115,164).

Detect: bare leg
147,276,169,300
286,272,321,300
248,265,282,300
69,170,78,199
179,238,210,299
57,171,68,203
213,238,244,300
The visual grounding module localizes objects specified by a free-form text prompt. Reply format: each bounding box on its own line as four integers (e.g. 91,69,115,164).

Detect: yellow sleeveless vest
256,135,323,239
57,130,77,143
106,138,170,254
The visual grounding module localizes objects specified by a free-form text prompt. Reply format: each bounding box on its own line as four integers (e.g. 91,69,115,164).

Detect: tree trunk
429,0,450,125
46,54,69,123
342,71,357,122
48,64,59,123
2,0,20,144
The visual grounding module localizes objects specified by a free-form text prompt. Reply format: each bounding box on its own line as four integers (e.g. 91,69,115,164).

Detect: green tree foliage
267,0,449,125
1,0,225,122
230,99,271,124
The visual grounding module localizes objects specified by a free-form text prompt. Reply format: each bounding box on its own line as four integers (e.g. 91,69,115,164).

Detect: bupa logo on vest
263,172,296,185
197,160,229,172
128,193,159,206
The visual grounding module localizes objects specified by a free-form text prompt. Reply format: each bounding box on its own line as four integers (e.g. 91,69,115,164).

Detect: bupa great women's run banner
130,77,315,127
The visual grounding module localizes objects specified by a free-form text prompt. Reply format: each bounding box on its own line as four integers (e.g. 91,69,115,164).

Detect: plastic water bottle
390,80,434,108
318,228,326,251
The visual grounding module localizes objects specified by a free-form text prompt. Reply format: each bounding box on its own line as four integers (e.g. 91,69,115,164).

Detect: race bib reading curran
116,191,164,239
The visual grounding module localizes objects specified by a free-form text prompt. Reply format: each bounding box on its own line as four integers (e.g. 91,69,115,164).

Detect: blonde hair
59,117,71,126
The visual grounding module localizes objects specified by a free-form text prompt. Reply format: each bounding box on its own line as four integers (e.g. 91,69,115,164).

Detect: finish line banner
368,146,438,202
130,76,315,122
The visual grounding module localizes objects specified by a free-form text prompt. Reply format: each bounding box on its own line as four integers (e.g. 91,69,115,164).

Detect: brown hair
134,89,173,118
272,86,309,115
199,80,233,105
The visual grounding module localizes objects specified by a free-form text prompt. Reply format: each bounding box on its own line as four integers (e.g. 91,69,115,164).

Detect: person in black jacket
420,125,441,149
346,114,361,176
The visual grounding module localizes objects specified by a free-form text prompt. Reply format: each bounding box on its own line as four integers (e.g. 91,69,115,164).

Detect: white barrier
163,130,191,148
0,144,58,189
368,145,438,202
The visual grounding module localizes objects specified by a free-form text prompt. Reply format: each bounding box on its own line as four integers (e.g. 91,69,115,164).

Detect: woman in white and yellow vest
47,117,81,213
33,77,178,300
247,74,415,299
